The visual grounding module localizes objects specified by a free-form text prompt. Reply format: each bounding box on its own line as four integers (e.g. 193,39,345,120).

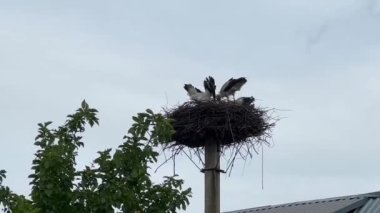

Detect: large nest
165,101,274,148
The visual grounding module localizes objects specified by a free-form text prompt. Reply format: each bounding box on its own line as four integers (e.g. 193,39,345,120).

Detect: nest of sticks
165,101,275,148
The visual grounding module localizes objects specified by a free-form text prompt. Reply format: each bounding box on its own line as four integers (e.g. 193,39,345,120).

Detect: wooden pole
204,140,220,213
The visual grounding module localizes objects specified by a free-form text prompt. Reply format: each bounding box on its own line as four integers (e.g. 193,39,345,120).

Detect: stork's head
245,96,255,105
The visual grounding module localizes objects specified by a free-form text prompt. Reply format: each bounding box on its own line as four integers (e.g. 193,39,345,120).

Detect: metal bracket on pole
200,168,226,173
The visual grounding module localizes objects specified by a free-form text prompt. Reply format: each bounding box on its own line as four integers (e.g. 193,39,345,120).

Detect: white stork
217,77,247,100
184,76,217,101
236,96,255,106
183,84,210,101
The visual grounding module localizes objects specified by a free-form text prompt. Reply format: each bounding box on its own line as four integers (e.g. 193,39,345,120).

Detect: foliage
1,170,39,213
0,100,191,213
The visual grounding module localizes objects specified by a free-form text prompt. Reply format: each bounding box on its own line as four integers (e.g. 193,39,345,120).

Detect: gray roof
225,191,380,213
355,197,380,213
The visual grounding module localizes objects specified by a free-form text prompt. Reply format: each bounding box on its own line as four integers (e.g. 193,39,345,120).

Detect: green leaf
132,116,139,122
81,100,88,108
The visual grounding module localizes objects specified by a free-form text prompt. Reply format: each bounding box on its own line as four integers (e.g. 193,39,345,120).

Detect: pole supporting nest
204,140,221,213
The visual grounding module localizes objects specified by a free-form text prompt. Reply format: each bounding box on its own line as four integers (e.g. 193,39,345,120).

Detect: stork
184,76,216,101
183,84,210,101
217,77,247,100
236,96,255,106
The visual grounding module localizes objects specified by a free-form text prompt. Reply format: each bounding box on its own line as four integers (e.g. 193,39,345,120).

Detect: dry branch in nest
165,101,275,148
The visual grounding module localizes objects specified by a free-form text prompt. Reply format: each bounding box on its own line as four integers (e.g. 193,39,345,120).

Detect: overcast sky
1,1,380,212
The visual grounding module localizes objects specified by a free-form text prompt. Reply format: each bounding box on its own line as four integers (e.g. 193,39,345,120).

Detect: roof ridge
224,191,380,213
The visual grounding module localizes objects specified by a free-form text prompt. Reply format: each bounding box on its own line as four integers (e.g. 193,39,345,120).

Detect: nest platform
165,101,273,148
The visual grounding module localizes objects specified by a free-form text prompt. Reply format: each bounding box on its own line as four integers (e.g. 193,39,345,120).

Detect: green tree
0,101,191,213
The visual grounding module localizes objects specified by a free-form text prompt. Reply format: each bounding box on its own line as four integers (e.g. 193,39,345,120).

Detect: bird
183,84,211,101
204,76,216,100
184,76,216,101
236,96,255,106
217,77,247,100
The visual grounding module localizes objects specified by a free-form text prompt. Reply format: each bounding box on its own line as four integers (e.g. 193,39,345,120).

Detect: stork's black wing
223,77,247,92
204,76,216,99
